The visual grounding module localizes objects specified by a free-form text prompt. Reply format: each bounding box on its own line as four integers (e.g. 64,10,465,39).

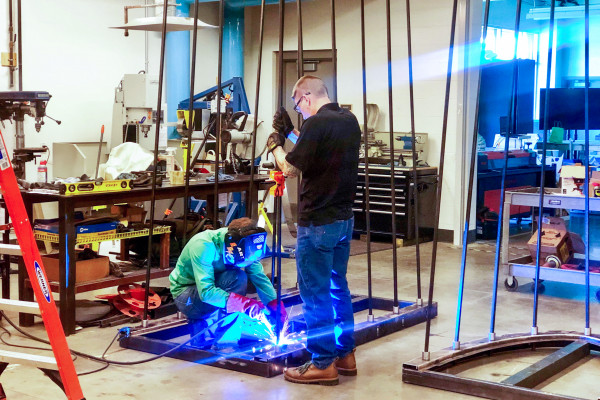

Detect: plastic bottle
37,160,48,183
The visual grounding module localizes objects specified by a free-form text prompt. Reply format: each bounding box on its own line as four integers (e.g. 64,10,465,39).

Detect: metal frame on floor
119,291,437,377
403,332,599,400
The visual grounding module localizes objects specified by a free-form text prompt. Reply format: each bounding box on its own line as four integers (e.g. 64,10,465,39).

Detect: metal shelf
34,226,171,244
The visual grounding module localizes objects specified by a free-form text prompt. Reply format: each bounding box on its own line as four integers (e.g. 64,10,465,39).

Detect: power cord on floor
0,310,234,374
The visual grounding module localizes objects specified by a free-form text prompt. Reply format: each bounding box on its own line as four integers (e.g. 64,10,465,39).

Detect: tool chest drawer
353,165,438,240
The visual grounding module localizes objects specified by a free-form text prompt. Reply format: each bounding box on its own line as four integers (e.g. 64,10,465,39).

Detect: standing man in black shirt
267,75,361,386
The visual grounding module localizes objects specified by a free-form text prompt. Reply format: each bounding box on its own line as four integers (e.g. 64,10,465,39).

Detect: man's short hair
227,217,262,237
292,75,329,100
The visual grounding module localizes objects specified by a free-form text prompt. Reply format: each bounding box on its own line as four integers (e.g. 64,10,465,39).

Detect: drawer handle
353,209,406,216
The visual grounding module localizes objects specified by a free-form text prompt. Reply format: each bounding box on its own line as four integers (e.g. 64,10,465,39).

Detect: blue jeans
296,217,355,369
174,268,247,342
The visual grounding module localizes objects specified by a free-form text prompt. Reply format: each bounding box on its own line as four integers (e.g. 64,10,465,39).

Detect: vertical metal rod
584,0,591,333
384,0,399,309
330,0,338,102
405,0,422,303
275,194,283,340
8,0,14,88
183,0,200,246
246,0,267,218
213,0,225,225
452,0,491,350
359,0,373,316
297,0,304,80
143,0,170,322
17,0,22,91
277,0,285,108
532,0,556,333
424,0,458,354
490,0,523,337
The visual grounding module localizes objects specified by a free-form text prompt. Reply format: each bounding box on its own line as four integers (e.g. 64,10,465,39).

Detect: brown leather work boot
284,361,339,386
335,349,357,376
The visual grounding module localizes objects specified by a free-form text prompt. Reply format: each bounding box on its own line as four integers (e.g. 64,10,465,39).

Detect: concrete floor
2,232,600,399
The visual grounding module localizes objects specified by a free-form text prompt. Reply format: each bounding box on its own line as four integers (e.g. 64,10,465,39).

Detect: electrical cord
0,310,233,370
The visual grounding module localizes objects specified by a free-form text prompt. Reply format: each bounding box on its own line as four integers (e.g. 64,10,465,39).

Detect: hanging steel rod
384,0,399,311
359,0,374,318
213,0,225,225
182,0,201,246
330,0,337,102
583,0,591,335
452,0,491,351
142,0,170,324
423,0,459,357
532,0,556,334
490,0,523,339
405,0,422,304
246,0,267,218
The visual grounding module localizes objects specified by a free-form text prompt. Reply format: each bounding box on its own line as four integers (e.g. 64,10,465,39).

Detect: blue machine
178,77,252,224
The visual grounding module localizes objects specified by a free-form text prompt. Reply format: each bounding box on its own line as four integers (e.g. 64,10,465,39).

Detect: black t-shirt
285,103,361,226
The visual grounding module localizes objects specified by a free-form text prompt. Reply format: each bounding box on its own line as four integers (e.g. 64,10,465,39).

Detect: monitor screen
539,88,600,130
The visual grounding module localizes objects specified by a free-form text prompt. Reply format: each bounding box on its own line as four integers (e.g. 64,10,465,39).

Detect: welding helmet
223,226,268,267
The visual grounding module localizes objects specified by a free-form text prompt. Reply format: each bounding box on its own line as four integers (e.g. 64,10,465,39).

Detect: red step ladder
0,129,85,399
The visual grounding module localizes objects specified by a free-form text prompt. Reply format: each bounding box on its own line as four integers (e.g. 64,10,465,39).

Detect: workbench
18,174,271,335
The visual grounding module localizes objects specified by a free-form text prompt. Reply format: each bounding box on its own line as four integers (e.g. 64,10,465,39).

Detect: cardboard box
41,253,109,283
111,204,146,223
528,217,571,263
560,165,587,196
590,171,600,198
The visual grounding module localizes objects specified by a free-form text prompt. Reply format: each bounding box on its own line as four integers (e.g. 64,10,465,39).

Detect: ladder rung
0,244,21,256
0,299,39,314
0,349,57,370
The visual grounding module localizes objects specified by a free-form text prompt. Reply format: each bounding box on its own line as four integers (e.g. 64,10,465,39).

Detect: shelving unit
501,187,600,294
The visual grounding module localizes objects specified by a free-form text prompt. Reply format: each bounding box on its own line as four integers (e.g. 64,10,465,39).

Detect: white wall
244,0,480,242
0,0,222,181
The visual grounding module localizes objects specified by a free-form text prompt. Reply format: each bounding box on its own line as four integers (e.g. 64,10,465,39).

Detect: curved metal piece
404,0,422,304
490,0,523,337
182,0,201,246
533,0,557,331
405,332,599,400
424,0,458,355
143,0,170,322
359,0,373,316
246,0,267,218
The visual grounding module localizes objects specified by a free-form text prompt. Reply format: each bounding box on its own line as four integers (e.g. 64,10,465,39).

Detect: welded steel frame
120,291,437,377
403,332,600,400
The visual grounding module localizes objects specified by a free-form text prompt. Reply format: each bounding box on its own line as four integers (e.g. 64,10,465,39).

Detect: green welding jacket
169,227,276,309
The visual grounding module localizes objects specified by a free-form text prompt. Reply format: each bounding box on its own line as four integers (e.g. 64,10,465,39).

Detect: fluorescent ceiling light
527,4,600,20
111,16,216,32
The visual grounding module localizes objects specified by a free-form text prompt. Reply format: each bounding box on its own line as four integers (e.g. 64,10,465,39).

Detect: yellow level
59,179,133,196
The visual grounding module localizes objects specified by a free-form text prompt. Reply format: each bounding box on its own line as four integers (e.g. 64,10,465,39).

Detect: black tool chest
352,165,438,240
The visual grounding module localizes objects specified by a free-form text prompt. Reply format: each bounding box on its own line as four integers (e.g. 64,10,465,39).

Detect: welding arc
384,0,399,310
423,0,458,356
452,0,491,350
213,0,225,225
359,0,373,317
583,0,591,333
532,0,557,333
143,0,170,323
489,0,524,338
246,0,267,218
0,310,235,368
182,0,201,246
404,0,422,305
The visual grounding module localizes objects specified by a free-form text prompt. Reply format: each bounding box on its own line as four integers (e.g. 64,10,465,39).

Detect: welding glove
265,299,288,328
226,292,266,320
273,107,295,137
267,131,287,154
